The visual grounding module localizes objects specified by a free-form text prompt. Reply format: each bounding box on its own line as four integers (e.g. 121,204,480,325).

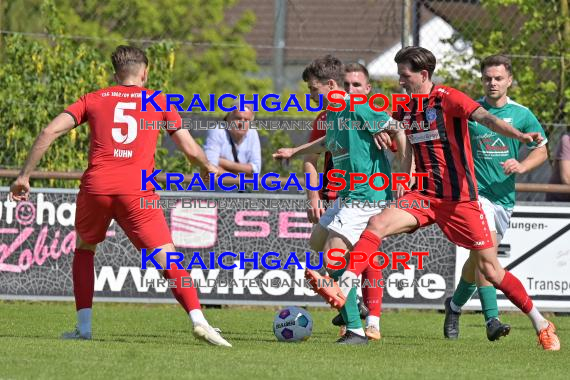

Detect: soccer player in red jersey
9,46,231,347
307,47,560,350
303,63,384,340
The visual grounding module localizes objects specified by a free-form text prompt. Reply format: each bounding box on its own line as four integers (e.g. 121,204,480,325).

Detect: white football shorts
479,195,513,243
319,198,385,247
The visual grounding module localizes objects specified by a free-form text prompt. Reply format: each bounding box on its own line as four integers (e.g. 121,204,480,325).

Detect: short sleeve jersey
394,85,481,201
65,85,182,195
469,97,547,209
325,98,393,202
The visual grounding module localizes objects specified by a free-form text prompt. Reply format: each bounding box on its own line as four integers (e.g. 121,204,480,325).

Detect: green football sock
451,277,477,309
478,286,499,322
330,268,360,330
340,288,360,329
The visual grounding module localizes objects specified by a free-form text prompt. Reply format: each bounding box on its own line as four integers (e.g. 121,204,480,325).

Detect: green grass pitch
0,301,567,379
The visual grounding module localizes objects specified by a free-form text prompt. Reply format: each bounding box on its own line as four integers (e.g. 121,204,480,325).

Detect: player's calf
309,224,328,252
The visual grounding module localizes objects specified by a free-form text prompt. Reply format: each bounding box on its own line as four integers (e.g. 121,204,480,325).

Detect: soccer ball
273,306,313,342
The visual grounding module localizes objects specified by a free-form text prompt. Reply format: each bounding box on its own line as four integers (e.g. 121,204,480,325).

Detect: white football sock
347,327,365,337
189,309,209,327
340,271,358,297
527,306,548,332
366,316,380,330
450,300,462,313
77,308,92,334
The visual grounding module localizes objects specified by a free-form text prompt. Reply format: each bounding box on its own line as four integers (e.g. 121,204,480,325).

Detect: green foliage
437,0,570,149
0,0,174,188
41,0,274,109
1,0,299,182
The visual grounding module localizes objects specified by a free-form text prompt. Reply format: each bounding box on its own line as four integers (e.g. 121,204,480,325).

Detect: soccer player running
304,62,384,340
274,55,405,344
444,54,548,341
307,46,560,351
9,46,232,347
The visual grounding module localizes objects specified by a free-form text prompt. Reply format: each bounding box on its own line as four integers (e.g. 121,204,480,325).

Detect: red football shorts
75,190,173,249
399,191,493,250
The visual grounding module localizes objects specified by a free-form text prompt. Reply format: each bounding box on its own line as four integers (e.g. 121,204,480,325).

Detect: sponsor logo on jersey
426,107,437,122
408,129,441,144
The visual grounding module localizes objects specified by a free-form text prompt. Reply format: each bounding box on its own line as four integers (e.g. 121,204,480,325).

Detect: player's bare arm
304,154,325,223
272,136,327,160
10,112,76,201
170,129,218,175
502,145,547,175
471,107,543,144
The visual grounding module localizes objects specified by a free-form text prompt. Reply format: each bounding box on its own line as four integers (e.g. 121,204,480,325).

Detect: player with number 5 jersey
9,45,232,347
65,85,181,194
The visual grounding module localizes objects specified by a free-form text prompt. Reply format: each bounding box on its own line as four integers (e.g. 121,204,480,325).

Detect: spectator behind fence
204,105,261,177
546,131,570,202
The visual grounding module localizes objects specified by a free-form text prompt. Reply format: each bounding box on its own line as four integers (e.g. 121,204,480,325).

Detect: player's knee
367,214,387,236
153,243,175,270
477,261,501,286
75,235,97,252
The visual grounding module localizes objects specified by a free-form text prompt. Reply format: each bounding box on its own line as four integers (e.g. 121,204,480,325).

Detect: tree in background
438,0,569,148
1,0,302,185
0,0,178,188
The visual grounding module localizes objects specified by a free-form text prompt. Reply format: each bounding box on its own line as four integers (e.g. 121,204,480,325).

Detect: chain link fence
1,0,568,199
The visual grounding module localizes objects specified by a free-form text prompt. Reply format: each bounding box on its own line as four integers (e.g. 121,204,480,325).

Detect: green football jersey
325,98,393,202
469,97,547,209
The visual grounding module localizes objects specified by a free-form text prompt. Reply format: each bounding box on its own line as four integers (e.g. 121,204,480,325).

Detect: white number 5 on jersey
112,102,137,144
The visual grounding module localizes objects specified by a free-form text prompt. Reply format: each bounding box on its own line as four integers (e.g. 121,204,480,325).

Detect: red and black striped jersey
395,85,481,201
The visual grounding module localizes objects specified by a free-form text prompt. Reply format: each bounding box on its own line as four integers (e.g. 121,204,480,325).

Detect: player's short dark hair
345,63,370,81
480,54,513,76
111,45,148,77
394,46,436,79
302,55,345,87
